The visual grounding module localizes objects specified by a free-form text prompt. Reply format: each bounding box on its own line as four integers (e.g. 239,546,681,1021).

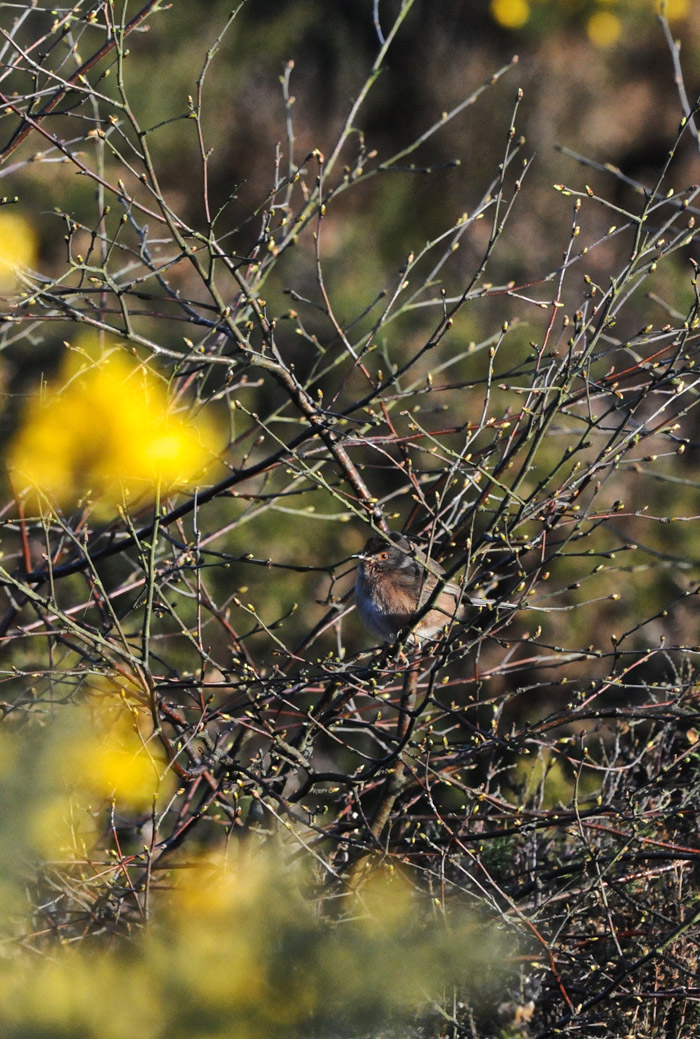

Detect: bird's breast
355,568,418,640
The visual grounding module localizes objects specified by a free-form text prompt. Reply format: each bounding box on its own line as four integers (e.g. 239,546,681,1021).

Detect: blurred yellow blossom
491,0,530,29
0,209,37,291
0,818,505,1038
9,345,222,512
29,690,175,857
661,0,689,18
158,853,310,1030
0,951,161,1039
151,847,496,1036
489,1,689,36
587,10,622,46
71,709,171,813
65,686,174,811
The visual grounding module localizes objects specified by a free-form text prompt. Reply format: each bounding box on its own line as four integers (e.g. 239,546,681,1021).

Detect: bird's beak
350,552,366,561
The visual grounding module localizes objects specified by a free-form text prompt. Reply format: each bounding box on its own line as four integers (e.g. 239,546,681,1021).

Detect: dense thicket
0,3,699,1036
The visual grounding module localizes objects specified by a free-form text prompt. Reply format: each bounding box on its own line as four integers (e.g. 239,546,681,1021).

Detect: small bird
354,531,497,643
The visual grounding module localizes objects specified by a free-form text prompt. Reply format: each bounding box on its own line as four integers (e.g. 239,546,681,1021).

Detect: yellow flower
661,0,689,18
76,718,167,812
9,345,222,512
587,10,622,46
0,209,37,291
490,0,530,29
71,680,174,812
28,692,175,856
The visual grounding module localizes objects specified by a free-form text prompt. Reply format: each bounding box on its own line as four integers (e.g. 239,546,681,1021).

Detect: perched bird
354,531,499,643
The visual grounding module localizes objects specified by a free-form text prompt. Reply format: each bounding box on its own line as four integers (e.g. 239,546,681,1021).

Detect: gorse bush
0,1,699,1036
0,832,501,1039
9,341,223,510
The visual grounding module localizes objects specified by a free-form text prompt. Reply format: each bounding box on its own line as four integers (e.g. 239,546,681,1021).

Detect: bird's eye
378,551,389,561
